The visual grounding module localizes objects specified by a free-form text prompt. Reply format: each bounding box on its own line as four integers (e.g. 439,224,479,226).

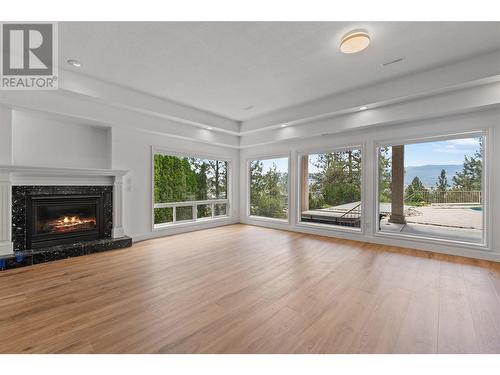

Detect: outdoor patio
301,202,483,243
379,203,483,243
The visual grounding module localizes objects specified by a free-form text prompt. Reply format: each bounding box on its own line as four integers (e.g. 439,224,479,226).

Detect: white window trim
296,144,365,234
151,146,233,230
372,129,491,250
246,153,291,224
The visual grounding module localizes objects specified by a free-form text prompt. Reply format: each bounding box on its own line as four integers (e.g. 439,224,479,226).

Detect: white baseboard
0,241,13,256
133,218,239,243
241,218,500,263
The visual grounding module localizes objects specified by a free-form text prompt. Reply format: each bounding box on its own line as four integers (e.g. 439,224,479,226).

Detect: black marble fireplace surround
0,186,132,271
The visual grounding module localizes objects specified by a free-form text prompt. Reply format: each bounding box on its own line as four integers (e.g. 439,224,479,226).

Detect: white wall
240,109,500,262
11,111,111,169
6,109,239,243
111,127,240,240
0,106,13,165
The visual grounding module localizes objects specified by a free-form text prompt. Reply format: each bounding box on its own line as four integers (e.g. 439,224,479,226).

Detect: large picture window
249,157,289,220
153,152,229,227
377,134,486,245
299,148,362,230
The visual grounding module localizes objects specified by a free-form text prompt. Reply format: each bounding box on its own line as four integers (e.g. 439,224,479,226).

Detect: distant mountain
405,164,463,187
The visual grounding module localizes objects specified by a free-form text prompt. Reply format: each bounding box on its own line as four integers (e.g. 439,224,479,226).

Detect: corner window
299,148,362,230
377,134,486,245
248,157,289,220
153,152,229,228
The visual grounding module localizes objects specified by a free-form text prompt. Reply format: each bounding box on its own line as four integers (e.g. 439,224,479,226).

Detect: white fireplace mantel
0,165,128,256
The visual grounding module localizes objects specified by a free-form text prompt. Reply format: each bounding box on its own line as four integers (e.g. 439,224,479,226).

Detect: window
377,134,486,245
153,152,229,227
249,157,289,220
299,148,362,230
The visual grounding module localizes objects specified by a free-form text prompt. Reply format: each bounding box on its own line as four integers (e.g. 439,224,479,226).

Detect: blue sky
260,157,288,173
258,137,481,173
404,137,481,166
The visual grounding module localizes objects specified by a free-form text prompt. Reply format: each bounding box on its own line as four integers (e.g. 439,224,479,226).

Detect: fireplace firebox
27,195,105,249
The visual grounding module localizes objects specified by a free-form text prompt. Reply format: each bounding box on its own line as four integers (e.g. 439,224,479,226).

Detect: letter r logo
2,23,53,75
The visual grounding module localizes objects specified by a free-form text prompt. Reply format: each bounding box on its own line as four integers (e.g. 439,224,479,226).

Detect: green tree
436,169,449,192
250,161,288,219
405,176,426,204
309,150,362,209
378,147,392,203
452,137,483,191
154,155,228,224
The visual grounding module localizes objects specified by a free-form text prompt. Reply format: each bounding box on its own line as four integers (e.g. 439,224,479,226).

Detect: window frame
151,146,232,231
373,130,491,249
246,153,291,224
296,144,365,234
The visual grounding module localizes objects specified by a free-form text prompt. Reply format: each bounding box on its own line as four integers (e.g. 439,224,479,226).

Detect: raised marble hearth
0,236,132,271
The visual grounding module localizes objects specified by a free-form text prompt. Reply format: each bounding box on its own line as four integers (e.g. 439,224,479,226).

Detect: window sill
153,215,232,231
373,230,489,251
246,215,290,225
296,221,363,234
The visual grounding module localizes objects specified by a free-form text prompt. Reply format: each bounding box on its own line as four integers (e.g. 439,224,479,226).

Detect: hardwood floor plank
0,224,498,353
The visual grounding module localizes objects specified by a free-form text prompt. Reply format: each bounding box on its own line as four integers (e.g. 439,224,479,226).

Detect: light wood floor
1,224,500,354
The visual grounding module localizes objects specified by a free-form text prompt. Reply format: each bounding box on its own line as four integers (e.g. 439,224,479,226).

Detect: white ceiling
59,22,500,121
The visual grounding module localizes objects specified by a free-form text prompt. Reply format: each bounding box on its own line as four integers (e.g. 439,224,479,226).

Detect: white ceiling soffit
240,50,500,134
0,90,241,149
239,82,500,148
59,69,241,135
59,22,500,121
54,49,500,143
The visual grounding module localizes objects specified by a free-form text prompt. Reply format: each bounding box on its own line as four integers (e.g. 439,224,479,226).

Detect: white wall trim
133,217,239,243
241,220,500,263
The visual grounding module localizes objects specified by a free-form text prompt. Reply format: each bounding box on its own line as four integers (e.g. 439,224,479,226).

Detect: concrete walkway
380,202,482,229
380,218,483,243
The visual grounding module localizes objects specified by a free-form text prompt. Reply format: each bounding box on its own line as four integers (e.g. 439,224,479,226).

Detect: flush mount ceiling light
67,59,82,68
340,30,370,54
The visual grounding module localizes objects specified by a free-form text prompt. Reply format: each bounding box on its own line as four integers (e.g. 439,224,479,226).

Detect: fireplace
27,195,105,249
11,186,114,252
0,169,131,271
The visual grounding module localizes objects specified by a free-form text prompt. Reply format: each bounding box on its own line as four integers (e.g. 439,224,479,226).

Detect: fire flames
50,216,96,233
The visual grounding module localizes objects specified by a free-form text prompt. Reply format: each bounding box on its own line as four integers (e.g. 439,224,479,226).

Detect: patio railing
405,191,482,205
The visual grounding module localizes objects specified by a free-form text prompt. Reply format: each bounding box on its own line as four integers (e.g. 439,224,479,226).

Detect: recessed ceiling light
280,124,287,128
67,59,82,68
359,106,368,111
206,126,213,130
340,30,370,54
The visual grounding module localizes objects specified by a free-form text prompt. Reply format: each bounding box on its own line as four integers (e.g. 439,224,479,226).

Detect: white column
112,175,125,238
0,173,13,255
